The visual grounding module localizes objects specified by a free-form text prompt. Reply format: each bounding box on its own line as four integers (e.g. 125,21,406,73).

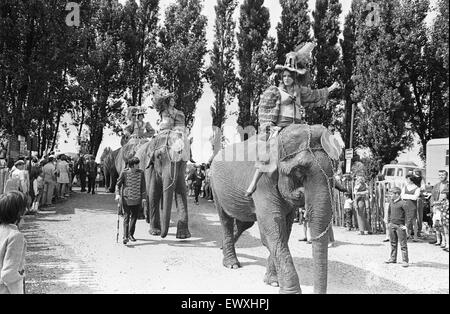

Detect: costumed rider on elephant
121,105,156,164
245,42,341,197
151,86,193,163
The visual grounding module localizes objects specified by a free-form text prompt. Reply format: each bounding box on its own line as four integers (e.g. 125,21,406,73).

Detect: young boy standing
344,193,354,231
385,187,410,268
115,157,147,245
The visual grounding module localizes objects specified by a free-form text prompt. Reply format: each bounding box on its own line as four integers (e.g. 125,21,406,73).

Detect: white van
380,163,425,189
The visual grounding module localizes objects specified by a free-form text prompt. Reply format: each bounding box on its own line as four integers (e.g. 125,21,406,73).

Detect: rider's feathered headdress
275,42,316,75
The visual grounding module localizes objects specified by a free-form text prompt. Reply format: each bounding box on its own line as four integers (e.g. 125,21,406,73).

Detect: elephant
210,124,341,294
100,147,119,193
135,130,191,239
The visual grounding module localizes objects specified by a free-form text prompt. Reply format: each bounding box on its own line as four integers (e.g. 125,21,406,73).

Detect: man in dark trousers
86,156,97,195
385,187,410,268
76,155,87,192
189,165,205,205
115,157,147,245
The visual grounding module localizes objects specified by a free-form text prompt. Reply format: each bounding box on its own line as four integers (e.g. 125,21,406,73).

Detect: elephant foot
176,230,191,239
264,273,279,288
176,221,191,240
279,286,302,295
149,229,161,236
223,258,240,270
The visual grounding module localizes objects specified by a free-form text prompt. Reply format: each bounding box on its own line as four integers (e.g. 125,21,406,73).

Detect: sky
57,0,438,165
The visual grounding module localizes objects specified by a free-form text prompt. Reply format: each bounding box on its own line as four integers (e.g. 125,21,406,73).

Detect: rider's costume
246,42,332,196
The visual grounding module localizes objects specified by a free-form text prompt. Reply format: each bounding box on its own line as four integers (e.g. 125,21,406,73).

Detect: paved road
22,188,449,294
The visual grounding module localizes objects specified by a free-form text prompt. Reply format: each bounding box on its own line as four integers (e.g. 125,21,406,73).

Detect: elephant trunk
306,185,332,294
160,169,175,238
311,232,329,294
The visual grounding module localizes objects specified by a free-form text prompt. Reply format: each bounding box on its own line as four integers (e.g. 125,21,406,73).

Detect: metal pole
349,103,356,149
29,138,32,194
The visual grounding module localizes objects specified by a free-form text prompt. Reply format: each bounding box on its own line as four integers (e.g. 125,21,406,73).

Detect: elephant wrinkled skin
211,124,336,294
100,147,120,193
136,131,191,239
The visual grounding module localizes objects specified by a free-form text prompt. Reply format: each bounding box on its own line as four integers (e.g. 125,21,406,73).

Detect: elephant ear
320,129,343,161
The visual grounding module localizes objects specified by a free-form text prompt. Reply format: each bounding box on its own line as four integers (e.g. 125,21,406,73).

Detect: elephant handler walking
115,157,147,245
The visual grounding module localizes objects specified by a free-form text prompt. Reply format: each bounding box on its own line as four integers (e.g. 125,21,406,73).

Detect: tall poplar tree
236,0,270,134
121,0,159,108
309,0,342,127
276,0,311,66
157,0,208,129
206,0,238,156
352,0,413,177
339,0,360,148
396,0,449,159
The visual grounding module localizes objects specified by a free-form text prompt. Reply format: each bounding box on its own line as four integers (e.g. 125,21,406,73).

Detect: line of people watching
185,164,213,205
0,153,102,214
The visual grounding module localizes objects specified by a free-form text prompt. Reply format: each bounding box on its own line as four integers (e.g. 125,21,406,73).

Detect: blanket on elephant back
214,133,277,165
145,130,191,164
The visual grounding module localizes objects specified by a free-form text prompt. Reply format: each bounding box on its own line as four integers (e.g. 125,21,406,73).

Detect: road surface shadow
21,220,99,294
235,252,427,294
332,240,385,248
409,261,449,270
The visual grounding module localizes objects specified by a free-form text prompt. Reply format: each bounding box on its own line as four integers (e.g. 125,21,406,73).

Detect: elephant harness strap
279,125,338,242
153,130,181,193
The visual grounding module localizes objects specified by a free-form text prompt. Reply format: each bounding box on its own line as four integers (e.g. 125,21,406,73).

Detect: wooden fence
332,178,393,234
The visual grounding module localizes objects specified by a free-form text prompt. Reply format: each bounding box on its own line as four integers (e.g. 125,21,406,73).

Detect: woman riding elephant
245,42,340,197
122,106,155,160
116,106,156,176
136,86,192,239
211,43,344,294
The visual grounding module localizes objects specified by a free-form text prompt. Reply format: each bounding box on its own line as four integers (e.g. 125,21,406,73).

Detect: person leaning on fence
354,175,371,235
0,191,27,294
385,187,410,268
115,157,147,245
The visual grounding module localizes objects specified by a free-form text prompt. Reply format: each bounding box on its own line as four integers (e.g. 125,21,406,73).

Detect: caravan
426,138,449,186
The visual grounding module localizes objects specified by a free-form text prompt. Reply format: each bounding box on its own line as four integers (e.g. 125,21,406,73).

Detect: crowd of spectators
185,163,213,205
0,152,103,214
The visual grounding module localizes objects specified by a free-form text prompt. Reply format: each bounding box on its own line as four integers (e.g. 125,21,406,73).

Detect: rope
300,126,337,242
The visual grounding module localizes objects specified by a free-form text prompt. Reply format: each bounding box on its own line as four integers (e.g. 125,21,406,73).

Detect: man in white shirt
401,175,421,241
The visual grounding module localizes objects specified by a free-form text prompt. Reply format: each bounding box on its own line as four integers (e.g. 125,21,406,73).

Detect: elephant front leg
216,204,240,269
149,174,162,236
255,199,301,294
260,233,279,287
175,166,191,239
175,189,191,239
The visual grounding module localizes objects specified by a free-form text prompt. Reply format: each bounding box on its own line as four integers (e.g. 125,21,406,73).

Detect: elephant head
274,124,341,294
149,131,191,238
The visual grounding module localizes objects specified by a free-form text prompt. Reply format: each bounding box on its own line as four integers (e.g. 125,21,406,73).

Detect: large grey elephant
211,124,341,294
135,131,191,239
100,147,119,193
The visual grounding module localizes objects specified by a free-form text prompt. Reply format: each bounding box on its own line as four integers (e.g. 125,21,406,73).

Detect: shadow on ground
235,252,440,294
21,219,99,294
